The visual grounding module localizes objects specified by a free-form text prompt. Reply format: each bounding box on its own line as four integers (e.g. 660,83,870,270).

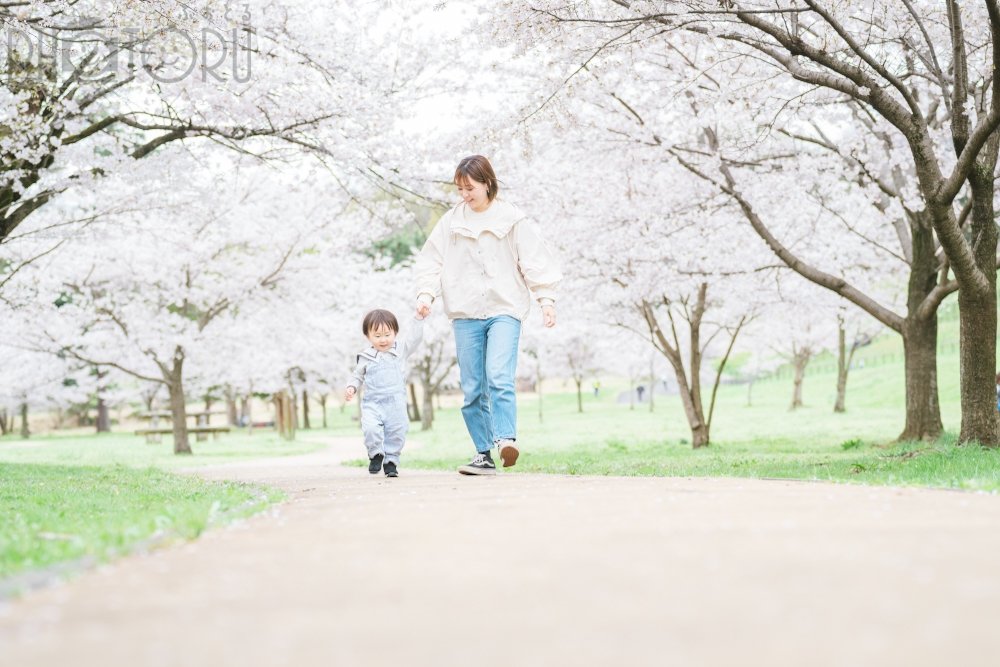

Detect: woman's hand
344,387,356,402
416,301,431,319
542,305,556,328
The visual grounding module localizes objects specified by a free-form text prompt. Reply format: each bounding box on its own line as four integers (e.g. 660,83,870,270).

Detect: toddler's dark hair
362,309,399,336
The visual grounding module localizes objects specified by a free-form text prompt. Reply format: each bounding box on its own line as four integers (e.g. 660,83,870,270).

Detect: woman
414,155,562,475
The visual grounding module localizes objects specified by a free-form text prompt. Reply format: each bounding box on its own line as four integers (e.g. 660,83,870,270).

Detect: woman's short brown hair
454,154,499,202
362,309,399,336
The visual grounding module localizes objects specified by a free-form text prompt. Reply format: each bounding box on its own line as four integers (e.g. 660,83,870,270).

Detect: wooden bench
135,426,231,442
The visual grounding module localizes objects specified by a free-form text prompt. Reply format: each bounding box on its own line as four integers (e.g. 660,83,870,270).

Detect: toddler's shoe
383,461,398,478
368,453,384,474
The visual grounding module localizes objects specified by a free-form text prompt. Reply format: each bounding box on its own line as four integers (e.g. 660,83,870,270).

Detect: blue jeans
453,316,521,453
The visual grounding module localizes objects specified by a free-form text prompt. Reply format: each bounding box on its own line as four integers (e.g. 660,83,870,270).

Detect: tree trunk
746,378,754,407
421,379,434,431
958,286,999,444
409,383,421,422
790,350,810,410
167,369,192,455
302,390,311,429
318,394,328,429
19,402,29,439
0,409,9,435
834,323,848,413
244,395,254,435
671,364,709,447
896,317,943,441
957,171,999,445
629,378,635,410
226,388,239,427
275,391,296,441
575,378,583,413
96,396,111,433
648,353,655,413
537,365,544,424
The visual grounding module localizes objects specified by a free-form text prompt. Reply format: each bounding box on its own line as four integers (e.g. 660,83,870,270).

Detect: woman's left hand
542,305,556,328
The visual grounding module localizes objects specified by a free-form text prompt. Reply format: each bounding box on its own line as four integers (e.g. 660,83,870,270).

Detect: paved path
2,437,1000,666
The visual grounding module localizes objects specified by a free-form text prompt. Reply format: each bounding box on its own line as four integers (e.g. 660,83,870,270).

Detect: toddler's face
367,324,397,352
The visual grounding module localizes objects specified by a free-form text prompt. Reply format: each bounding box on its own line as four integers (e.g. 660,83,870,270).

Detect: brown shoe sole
499,444,519,467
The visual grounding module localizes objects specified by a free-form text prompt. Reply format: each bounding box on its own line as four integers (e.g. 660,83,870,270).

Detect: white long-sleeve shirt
413,199,562,321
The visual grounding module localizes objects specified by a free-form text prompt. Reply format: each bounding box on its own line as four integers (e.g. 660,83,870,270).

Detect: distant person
345,309,424,478
593,380,601,397
636,385,645,402
414,155,562,475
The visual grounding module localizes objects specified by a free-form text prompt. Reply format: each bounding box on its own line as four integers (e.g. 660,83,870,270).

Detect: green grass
0,430,325,589
0,463,280,583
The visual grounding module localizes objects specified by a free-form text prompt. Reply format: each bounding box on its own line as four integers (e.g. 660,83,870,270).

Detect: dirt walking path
2,437,999,666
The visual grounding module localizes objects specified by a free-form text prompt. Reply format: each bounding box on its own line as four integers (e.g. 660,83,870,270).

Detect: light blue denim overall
350,319,424,466
360,353,410,466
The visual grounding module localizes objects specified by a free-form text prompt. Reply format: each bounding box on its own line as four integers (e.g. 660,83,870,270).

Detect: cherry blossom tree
495,0,999,445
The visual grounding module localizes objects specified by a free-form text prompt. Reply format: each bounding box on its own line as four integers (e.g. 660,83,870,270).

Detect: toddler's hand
542,305,556,328
344,387,356,402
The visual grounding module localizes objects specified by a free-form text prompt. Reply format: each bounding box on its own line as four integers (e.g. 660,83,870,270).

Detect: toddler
345,308,424,477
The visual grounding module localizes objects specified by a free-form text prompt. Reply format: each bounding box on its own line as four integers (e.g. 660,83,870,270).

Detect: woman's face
456,176,490,211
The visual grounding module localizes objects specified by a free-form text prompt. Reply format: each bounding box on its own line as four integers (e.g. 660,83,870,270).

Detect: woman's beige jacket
414,199,562,321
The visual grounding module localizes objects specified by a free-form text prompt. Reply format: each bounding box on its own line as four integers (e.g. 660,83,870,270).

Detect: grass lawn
0,430,326,589
0,464,280,582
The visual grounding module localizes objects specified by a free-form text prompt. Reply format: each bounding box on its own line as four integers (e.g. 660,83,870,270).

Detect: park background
3,0,1000,588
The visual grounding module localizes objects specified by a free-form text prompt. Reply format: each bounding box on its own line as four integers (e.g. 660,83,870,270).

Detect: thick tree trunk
167,373,192,455
302,390,311,429
898,319,943,441
0,409,9,435
958,287,999,444
19,402,29,438
893,214,944,439
420,379,434,431
575,379,583,413
957,172,999,445
96,397,111,433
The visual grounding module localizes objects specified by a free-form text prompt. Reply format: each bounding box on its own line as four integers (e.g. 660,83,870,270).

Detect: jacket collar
449,200,521,240
359,342,400,361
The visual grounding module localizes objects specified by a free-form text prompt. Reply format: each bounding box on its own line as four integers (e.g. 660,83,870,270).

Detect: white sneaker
497,439,519,468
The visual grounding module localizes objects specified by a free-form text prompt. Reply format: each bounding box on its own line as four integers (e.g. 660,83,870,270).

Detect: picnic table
135,410,230,443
